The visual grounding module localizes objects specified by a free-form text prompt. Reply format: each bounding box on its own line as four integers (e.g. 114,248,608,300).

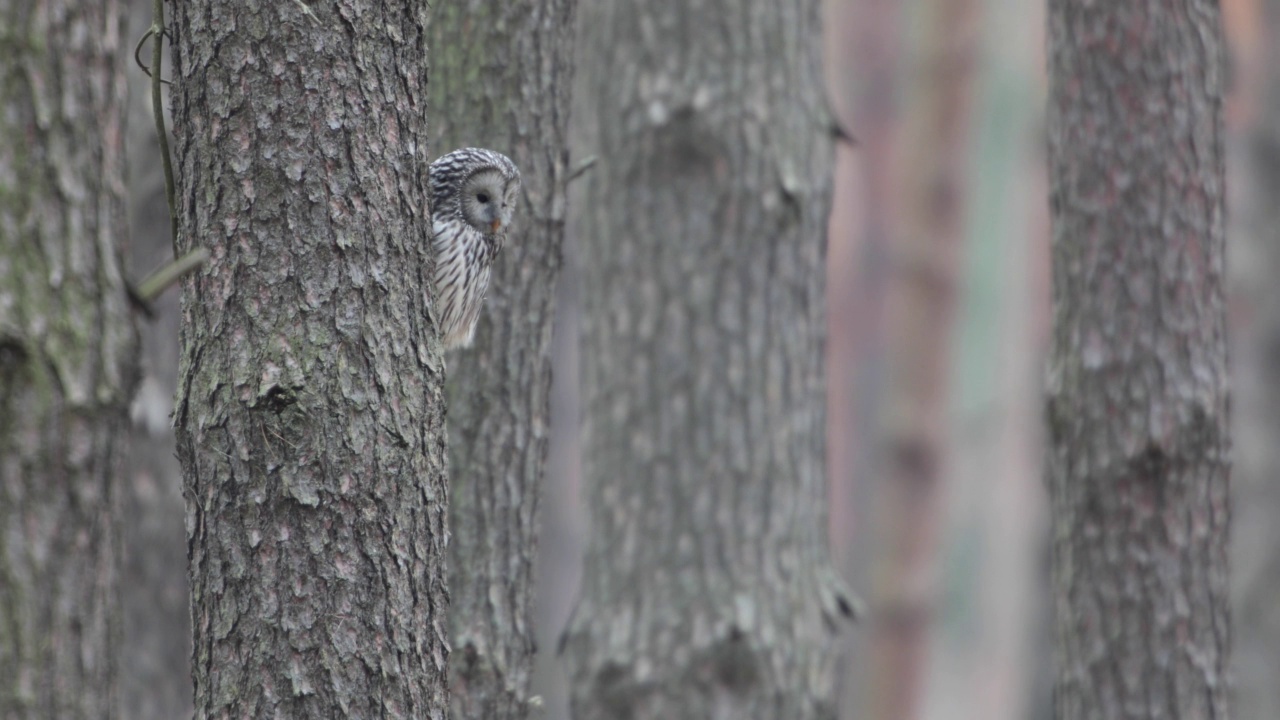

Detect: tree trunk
865,1,978,717
1045,2,1232,719
562,1,850,717
0,1,136,717
169,3,449,716
829,0,903,715
1233,0,1280,717
426,0,577,717
922,1,1048,716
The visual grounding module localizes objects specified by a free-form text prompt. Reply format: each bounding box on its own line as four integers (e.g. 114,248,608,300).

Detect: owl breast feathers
428,148,521,350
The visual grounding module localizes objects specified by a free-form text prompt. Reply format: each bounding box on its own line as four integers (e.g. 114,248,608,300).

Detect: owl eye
476,192,491,204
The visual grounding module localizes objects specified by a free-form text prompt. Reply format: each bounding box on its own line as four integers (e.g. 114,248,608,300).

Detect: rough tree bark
169,2,449,716
562,1,851,717
1045,2,1232,719
0,1,136,716
426,0,577,718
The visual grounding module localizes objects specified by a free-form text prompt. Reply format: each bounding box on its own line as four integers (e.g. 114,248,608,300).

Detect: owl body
428,148,521,349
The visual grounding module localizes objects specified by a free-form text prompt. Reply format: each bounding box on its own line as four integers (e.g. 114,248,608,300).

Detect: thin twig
152,0,179,257
135,247,210,303
566,155,598,185
134,28,173,85
134,28,154,74
127,4,191,319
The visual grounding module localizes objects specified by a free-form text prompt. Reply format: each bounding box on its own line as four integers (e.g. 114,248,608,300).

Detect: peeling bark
1045,2,1232,719
563,0,848,717
427,0,577,718
0,1,136,716
169,2,449,717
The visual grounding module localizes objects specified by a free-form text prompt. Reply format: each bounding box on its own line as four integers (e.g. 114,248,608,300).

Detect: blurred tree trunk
1233,0,1280,717
1045,2,1232,719
169,2,449,716
828,0,903,715
911,0,1048,717
864,1,978,718
117,2,193,718
562,0,850,717
0,1,136,717
427,0,577,717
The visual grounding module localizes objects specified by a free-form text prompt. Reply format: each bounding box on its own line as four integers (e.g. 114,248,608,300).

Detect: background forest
0,0,1258,718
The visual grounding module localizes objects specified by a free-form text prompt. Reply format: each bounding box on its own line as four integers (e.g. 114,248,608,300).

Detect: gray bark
169,3,449,717
562,0,850,717
426,0,577,718
1045,2,1232,719
0,0,136,717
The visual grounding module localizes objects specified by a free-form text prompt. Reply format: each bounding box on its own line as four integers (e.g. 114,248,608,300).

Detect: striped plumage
428,148,521,349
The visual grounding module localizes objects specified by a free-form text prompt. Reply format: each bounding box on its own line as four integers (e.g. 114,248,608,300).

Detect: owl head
430,148,522,237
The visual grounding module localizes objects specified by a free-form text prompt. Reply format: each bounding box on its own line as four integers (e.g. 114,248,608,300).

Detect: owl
428,147,521,350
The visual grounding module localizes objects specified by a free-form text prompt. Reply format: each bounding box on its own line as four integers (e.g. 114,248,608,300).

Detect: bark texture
427,1,577,718
0,1,135,716
170,3,449,717
563,1,849,717
1045,2,1232,719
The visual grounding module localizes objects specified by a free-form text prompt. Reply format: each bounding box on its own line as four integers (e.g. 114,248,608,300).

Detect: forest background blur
20,0,1267,717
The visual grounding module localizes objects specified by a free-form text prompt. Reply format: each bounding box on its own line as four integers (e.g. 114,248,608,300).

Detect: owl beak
490,219,502,234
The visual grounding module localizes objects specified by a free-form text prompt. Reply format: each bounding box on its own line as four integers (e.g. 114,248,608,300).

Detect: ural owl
429,148,521,349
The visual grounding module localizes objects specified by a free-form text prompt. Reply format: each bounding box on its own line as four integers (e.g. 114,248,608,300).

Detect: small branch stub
136,247,210,303
128,247,209,316
567,155,598,185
